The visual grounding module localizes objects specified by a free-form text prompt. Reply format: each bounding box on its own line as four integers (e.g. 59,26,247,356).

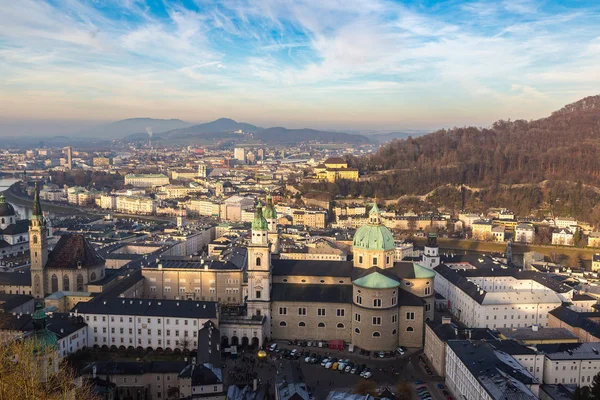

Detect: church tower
263,195,280,254
30,183,48,299
422,233,440,269
246,201,272,339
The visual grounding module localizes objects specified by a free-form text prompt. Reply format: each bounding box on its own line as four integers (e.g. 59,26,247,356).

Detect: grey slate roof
272,259,354,277
497,327,579,341
0,269,31,286
447,340,537,400
73,297,218,319
271,283,352,303
537,342,600,360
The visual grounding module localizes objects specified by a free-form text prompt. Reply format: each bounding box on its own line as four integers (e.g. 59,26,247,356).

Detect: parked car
321,358,330,367
362,370,373,379
396,347,405,355
378,351,385,358
345,363,354,373
304,356,311,363
350,365,358,374
269,343,277,351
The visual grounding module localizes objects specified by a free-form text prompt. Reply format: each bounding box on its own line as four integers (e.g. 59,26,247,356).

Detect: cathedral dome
263,195,277,219
352,204,394,251
251,201,268,231
0,194,16,217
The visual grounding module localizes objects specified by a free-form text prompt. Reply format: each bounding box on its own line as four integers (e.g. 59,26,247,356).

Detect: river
0,178,32,219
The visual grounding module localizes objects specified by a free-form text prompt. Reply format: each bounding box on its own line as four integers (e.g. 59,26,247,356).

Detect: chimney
532,324,539,332
442,317,451,325
93,365,97,379
253,379,258,392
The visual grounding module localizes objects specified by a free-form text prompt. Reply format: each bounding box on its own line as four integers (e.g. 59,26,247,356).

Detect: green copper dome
252,201,268,231
412,263,436,279
263,195,277,219
352,204,395,251
30,303,58,353
353,271,400,289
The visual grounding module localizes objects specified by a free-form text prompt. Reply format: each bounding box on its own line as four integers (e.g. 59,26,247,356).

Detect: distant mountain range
122,117,370,145
82,118,192,139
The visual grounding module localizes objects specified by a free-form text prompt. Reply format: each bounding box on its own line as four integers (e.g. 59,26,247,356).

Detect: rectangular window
256,290,261,299
406,312,415,320
355,313,361,322
392,315,397,323
279,307,287,315
372,317,382,325
372,257,378,265
318,308,326,316
336,309,345,317
298,308,307,316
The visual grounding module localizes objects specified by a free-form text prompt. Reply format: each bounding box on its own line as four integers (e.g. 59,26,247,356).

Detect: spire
252,200,268,231
32,182,42,216
32,302,47,331
369,202,381,224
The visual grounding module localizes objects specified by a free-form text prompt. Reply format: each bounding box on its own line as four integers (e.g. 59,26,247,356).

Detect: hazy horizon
2,0,600,136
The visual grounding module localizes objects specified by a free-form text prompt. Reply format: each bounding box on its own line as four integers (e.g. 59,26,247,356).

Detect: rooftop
73,298,218,319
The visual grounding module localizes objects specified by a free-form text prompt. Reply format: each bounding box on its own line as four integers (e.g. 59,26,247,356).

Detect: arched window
354,328,360,334
256,257,261,267
318,322,325,328
51,274,58,293
373,298,382,307
63,275,70,291
33,235,38,244
298,322,306,327
356,295,362,305
425,287,432,295
77,274,84,291
1,218,4,224
337,323,344,328
90,272,97,281
279,321,287,327
406,327,414,332
392,329,397,335
372,331,381,337
386,256,390,264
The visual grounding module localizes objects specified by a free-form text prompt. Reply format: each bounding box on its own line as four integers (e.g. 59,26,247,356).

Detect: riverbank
2,182,175,223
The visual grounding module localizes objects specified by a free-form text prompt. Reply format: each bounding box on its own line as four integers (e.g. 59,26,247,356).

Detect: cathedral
245,201,436,351
0,184,106,297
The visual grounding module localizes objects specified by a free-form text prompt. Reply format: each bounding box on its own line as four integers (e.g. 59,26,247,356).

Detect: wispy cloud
0,0,599,130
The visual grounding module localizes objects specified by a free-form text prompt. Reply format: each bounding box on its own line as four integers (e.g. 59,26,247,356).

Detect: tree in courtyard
569,253,583,269
179,337,192,354
572,371,600,399
353,379,376,396
395,381,414,400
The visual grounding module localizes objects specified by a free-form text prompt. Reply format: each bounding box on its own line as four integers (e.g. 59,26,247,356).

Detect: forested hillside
301,95,600,222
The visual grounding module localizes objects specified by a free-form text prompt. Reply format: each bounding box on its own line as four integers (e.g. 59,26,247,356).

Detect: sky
1,0,600,135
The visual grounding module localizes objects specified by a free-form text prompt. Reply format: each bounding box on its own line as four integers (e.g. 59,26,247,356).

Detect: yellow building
325,168,359,182
323,157,348,169
314,157,359,182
